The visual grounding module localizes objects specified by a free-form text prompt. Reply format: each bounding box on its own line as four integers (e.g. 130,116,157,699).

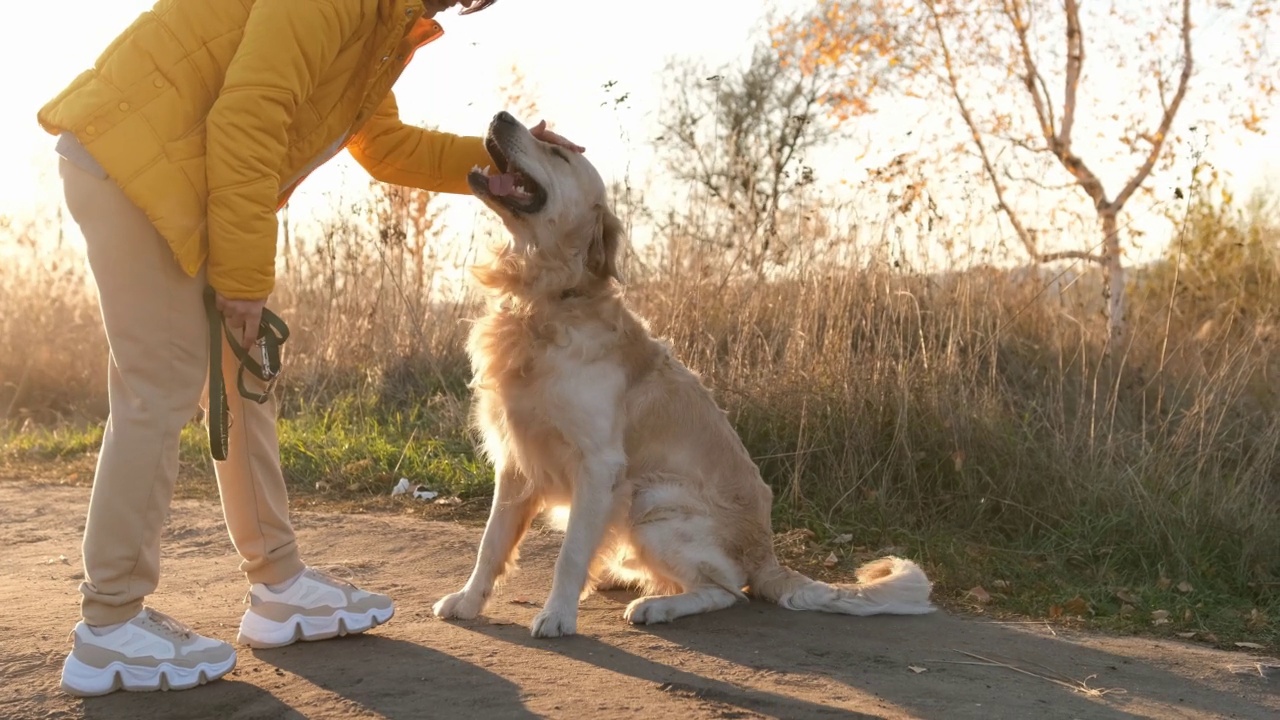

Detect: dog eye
550,147,572,164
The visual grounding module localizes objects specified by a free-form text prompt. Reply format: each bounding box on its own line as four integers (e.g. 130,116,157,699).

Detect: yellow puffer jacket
38,0,491,299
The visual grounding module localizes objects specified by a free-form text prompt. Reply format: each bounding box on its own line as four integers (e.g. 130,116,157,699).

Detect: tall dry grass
2,168,1278,616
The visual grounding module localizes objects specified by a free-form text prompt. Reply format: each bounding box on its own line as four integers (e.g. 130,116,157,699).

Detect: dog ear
587,207,623,281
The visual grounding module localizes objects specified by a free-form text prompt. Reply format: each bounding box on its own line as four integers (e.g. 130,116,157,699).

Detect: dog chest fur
470,304,628,501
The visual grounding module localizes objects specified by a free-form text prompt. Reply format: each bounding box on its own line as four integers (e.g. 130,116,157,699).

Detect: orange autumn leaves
769,2,904,122
771,0,1276,136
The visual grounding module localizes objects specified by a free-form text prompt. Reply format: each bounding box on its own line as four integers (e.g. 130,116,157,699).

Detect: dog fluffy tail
749,556,934,616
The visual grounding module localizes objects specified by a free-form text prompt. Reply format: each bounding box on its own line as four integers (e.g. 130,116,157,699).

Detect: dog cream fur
432,112,934,638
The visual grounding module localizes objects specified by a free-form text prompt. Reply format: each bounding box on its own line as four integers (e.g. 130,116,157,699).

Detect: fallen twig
1227,663,1279,679
948,649,1125,698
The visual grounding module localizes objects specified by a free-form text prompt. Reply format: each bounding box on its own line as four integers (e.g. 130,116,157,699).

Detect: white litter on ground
391,477,439,501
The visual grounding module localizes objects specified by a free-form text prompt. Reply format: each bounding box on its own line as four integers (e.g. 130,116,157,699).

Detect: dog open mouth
468,134,548,214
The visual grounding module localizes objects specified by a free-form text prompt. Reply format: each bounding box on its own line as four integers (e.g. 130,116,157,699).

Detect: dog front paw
433,589,486,620
530,605,578,638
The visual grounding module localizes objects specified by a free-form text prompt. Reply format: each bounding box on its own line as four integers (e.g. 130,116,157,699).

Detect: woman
39,0,583,696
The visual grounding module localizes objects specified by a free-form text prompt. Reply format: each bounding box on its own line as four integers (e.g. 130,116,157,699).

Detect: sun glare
0,0,1274,258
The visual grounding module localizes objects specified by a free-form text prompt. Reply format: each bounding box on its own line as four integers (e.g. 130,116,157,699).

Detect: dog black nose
495,111,516,125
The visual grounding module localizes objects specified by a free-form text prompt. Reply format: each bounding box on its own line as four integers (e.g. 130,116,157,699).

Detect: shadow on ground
3,481,1275,720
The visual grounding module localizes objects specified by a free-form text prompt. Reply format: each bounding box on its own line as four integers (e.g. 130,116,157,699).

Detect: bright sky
0,0,1276,266
0,0,795,228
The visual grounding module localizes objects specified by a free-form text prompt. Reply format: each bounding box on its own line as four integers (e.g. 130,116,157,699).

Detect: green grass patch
767,498,1277,652
5,390,491,502
4,423,106,459
4,385,1275,654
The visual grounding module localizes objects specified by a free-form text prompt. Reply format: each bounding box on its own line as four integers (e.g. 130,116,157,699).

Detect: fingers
531,119,586,153
224,307,260,350
212,292,266,349
555,131,586,153
240,307,262,350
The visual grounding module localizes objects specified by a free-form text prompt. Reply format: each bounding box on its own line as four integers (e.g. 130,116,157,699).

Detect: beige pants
59,157,305,626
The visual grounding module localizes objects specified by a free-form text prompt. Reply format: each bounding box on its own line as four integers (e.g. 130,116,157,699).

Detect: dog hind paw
623,596,677,625
433,590,485,620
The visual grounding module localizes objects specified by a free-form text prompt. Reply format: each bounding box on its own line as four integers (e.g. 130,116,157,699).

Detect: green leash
202,286,290,461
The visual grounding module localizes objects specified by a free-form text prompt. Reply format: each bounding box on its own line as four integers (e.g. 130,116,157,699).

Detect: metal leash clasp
257,337,277,380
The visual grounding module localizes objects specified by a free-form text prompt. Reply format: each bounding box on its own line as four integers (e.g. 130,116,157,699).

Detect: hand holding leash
215,293,268,349
203,287,289,461
216,292,268,348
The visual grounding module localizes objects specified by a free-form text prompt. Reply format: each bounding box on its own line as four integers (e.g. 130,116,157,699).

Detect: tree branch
1058,0,1083,150
997,133,1048,154
1026,2,1057,135
1037,0,1109,211
925,0,1041,260
1039,249,1105,264
1112,0,1193,211
1001,163,1079,192
1004,0,1057,140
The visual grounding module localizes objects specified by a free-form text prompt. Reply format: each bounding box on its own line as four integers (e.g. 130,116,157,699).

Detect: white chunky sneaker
236,567,395,648
60,607,236,697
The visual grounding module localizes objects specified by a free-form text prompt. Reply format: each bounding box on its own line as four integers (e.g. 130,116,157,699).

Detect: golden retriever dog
433,111,934,638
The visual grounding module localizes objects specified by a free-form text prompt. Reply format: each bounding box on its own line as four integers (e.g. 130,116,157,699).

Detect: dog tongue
488,172,517,196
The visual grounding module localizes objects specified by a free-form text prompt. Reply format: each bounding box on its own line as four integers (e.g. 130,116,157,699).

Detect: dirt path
1,479,1275,720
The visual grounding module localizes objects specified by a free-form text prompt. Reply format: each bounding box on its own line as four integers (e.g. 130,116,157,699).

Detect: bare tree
775,0,1276,347
655,39,840,271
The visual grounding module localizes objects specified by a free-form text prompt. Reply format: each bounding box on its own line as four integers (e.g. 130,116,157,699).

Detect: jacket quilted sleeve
206,0,350,300
348,91,492,196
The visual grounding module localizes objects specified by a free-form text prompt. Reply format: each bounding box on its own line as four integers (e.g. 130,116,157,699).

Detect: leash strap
202,287,290,461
